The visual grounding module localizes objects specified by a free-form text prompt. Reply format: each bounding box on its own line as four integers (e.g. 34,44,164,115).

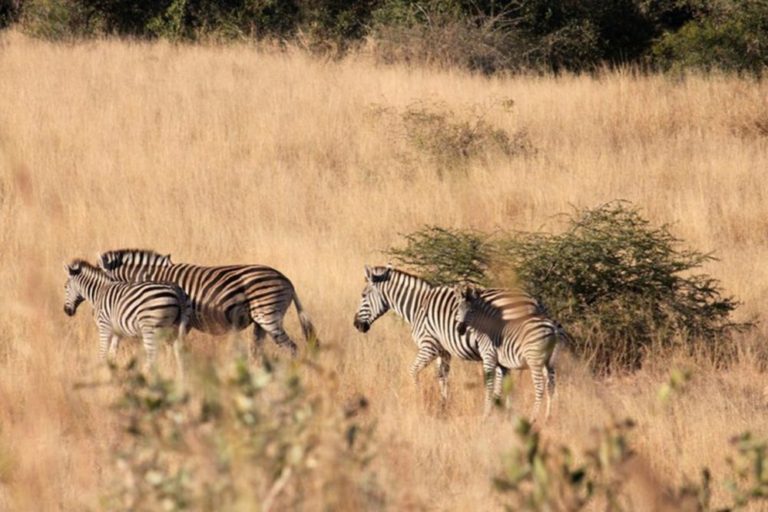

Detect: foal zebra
353,265,502,414
63,259,191,372
454,285,567,421
98,249,317,356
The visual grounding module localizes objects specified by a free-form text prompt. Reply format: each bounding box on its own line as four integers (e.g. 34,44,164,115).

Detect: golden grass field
1,31,768,510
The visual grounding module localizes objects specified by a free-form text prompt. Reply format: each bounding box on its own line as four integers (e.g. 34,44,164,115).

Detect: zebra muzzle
64,305,76,317
353,318,370,333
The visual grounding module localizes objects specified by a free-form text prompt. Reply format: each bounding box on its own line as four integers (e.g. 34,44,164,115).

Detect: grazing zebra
98,249,317,356
63,259,191,373
454,285,567,421
353,265,502,414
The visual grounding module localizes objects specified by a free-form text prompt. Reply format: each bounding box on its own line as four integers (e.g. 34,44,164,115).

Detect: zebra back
458,286,546,340
97,249,308,339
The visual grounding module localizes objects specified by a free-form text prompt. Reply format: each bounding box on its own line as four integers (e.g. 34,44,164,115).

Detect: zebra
63,259,191,373
97,249,317,356
352,264,503,414
454,285,567,421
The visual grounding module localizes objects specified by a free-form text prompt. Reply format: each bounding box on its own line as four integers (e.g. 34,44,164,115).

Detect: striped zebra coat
63,259,191,372
98,249,316,356
454,285,567,420
353,265,501,413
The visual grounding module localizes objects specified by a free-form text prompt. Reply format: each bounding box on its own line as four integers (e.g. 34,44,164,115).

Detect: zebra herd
63,249,569,420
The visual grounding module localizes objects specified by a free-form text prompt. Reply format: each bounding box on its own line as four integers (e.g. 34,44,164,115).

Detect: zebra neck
77,268,112,305
381,274,432,325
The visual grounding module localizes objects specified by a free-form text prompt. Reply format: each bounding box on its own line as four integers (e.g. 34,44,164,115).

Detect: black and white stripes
98,249,317,356
353,265,500,413
455,285,567,420
64,259,191,372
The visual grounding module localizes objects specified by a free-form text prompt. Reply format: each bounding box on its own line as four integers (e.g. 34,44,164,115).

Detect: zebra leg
436,353,451,404
478,342,499,417
409,342,440,383
529,363,547,422
140,329,159,371
493,366,506,405
544,364,556,420
97,326,112,363
481,357,499,417
173,326,186,383
260,322,298,357
107,334,120,362
250,323,267,361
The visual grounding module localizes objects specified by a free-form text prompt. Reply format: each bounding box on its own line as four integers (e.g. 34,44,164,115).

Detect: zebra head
353,265,392,333
454,284,481,335
63,260,85,316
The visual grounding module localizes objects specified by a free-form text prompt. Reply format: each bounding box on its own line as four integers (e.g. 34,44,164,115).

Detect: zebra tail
177,290,193,339
549,324,573,367
293,291,319,347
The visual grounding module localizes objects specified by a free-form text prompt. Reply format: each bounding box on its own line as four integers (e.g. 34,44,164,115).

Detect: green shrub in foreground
101,356,382,511
494,415,768,511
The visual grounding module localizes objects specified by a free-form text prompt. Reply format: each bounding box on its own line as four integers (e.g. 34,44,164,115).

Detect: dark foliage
9,0,768,74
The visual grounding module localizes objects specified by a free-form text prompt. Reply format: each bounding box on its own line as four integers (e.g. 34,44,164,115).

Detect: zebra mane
66,258,108,278
99,249,173,271
371,266,435,288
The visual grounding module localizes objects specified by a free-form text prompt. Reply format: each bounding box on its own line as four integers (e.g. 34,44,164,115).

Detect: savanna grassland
1,31,768,510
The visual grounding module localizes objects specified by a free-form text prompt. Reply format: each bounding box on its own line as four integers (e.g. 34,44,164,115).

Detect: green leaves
387,225,494,286
103,355,381,511
389,202,747,373
494,417,635,511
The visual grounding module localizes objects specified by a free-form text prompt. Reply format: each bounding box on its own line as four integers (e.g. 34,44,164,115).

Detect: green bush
651,0,768,75
387,225,494,285
100,356,382,511
387,202,746,373
371,0,530,74
493,415,768,511
18,0,95,40
400,103,531,169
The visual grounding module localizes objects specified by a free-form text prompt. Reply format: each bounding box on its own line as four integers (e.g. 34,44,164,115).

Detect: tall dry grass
1,30,767,510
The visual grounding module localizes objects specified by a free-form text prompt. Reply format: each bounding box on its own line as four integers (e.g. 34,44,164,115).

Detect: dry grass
1,30,767,510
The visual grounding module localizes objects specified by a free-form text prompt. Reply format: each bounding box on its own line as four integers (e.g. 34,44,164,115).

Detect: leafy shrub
387,225,494,285
18,0,95,40
102,356,382,511
494,418,637,510
651,0,768,75
387,202,745,373
299,0,378,54
372,0,657,73
502,202,744,372
400,103,532,170
371,1,530,74
493,416,768,511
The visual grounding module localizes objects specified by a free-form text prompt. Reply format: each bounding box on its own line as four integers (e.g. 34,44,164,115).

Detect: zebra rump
98,249,317,355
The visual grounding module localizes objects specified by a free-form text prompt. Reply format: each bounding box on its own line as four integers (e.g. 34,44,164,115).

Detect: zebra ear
364,265,372,280
65,261,81,275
